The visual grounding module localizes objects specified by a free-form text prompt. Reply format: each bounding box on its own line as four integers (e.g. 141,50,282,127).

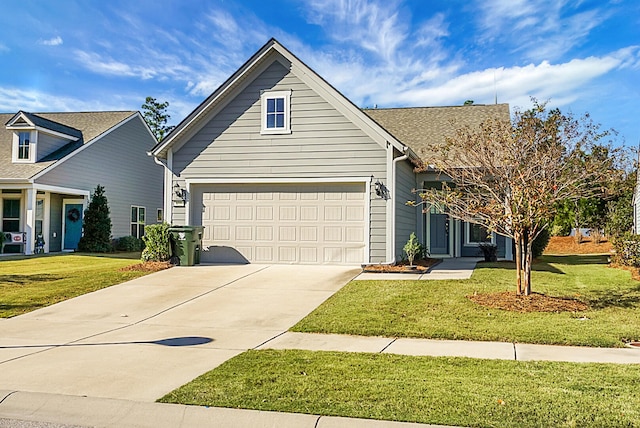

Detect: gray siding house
1,111,163,254
152,39,513,264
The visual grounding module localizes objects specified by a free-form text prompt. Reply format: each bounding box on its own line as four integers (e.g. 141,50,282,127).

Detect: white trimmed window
260,90,291,134
465,222,494,246
131,206,146,238
12,131,36,163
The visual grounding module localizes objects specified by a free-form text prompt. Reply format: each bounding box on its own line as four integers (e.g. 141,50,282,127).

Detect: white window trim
260,89,291,135
464,222,496,246
131,205,146,238
12,130,37,163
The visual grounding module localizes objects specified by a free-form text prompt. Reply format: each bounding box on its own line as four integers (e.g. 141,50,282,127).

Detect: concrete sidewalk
259,332,640,364
0,390,451,428
356,258,482,280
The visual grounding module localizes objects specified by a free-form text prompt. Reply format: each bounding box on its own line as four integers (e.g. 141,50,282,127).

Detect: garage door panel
200,183,366,264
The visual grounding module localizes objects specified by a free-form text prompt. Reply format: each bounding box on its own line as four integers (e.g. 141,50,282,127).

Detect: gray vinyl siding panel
395,159,417,261
37,132,68,161
49,193,62,252
36,117,163,239
171,60,389,262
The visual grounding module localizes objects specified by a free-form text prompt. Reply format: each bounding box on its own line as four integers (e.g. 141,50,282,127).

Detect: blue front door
429,213,449,255
64,203,83,250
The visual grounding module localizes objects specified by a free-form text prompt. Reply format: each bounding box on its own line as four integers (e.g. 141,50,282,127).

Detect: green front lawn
0,253,151,317
159,349,640,428
293,255,640,347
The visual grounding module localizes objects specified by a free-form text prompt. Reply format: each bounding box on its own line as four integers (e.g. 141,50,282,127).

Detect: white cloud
41,36,63,46
475,0,611,61
0,86,120,112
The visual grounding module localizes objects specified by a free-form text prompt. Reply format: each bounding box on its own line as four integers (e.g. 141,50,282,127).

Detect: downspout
150,153,171,224
386,146,409,264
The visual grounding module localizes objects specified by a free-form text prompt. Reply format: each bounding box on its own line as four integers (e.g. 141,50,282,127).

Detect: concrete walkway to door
356,257,482,281
0,264,360,402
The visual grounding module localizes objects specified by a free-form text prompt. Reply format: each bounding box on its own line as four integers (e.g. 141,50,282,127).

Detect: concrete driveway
0,264,359,401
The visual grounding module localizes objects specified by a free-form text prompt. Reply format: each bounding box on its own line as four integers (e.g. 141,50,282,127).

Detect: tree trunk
514,232,523,295
522,234,534,296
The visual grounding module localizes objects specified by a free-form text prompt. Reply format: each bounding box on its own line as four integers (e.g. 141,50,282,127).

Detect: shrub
550,224,567,237
78,185,112,252
141,223,170,262
590,228,604,245
403,232,421,266
532,228,551,258
114,236,144,252
612,233,640,267
478,243,498,262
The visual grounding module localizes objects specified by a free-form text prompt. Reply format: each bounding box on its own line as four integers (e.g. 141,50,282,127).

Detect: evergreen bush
78,185,112,253
114,236,144,252
141,223,171,262
532,228,551,258
612,233,640,267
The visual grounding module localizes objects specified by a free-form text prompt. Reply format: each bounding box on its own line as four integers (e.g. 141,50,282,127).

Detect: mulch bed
119,261,173,272
544,236,612,255
468,291,588,313
362,258,440,273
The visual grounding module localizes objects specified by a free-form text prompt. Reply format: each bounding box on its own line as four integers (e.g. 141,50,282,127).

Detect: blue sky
1,0,638,146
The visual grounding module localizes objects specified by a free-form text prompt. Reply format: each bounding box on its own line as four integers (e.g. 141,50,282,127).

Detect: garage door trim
186,177,372,264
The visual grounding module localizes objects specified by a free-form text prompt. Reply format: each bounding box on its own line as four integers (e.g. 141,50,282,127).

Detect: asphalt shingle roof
363,104,510,162
1,111,136,180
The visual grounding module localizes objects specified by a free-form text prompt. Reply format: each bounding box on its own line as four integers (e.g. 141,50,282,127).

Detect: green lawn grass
293,255,640,347
159,349,640,428
0,252,151,317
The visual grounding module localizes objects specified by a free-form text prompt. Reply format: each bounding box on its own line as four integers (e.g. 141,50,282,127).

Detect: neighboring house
1,111,163,255
151,38,513,264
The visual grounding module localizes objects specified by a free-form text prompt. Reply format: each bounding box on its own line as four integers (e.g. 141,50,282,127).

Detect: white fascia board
33,183,90,197
152,45,277,158
5,112,35,128
30,113,137,181
33,126,80,141
185,177,372,185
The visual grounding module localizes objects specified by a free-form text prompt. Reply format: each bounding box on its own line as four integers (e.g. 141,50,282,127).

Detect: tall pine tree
78,185,112,252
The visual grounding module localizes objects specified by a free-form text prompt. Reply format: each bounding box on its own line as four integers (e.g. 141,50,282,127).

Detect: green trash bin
193,226,204,265
168,226,198,266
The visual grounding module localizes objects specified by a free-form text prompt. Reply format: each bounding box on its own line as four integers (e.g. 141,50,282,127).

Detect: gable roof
152,38,418,161
363,104,511,161
6,111,82,140
1,111,137,180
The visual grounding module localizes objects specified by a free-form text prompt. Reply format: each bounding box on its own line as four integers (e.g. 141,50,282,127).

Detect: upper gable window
18,132,30,160
261,90,291,135
12,131,36,163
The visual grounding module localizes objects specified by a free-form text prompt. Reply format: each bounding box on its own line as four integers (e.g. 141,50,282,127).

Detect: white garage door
199,183,367,264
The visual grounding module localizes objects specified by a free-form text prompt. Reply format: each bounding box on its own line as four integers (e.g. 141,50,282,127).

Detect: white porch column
25,188,36,255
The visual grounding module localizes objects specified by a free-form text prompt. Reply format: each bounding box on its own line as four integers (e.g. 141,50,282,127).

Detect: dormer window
12,130,35,163
261,90,291,135
18,132,31,160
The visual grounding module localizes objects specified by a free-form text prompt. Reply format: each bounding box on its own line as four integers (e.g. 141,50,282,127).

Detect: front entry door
430,213,449,255
64,203,83,250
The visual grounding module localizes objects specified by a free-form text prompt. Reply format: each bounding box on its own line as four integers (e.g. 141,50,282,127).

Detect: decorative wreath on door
67,208,81,222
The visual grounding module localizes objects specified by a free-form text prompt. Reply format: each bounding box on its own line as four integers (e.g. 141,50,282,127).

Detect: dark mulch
363,258,440,273
468,291,588,313
119,261,173,272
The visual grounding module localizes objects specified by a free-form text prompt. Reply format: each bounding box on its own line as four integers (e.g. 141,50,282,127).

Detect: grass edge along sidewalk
293,255,640,348
159,349,640,428
0,253,157,318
